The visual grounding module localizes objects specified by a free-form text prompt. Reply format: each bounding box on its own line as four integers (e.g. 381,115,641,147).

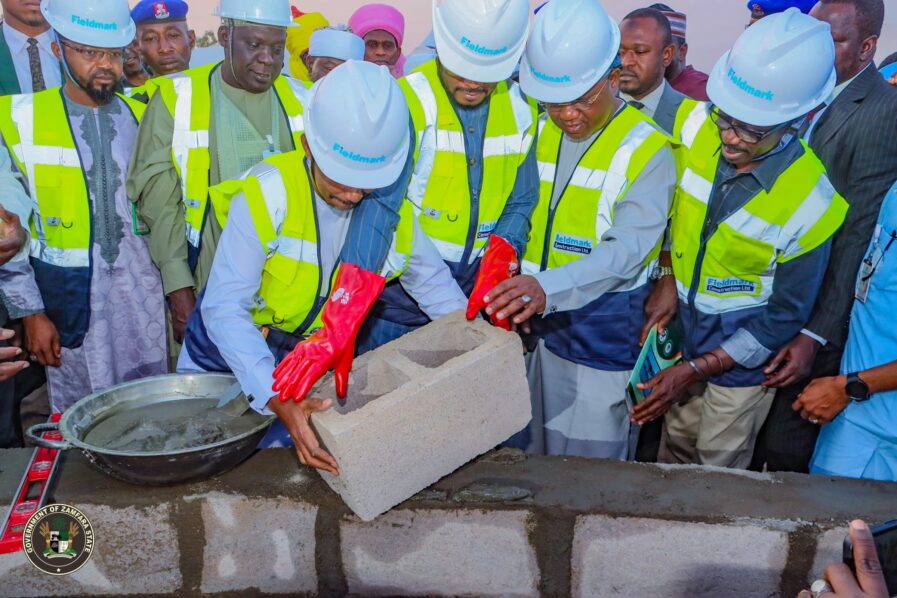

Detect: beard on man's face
21,15,46,28
80,69,119,104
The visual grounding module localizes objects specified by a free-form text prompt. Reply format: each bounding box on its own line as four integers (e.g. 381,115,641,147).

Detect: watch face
846,379,870,401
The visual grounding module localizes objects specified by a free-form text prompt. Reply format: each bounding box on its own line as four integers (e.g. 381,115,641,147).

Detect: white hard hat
707,7,836,127
304,61,410,190
215,0,296,28
432,0,530,83
519,0,620,103
41,0,135,48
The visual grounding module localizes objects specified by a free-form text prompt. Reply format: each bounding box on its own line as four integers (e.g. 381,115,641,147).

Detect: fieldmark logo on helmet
70,15,118,31
530,66,572,84
726,67,774,101
332,143,386,165
460,37,507,57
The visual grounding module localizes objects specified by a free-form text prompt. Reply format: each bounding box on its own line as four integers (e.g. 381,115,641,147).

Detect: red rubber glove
466,234,519,330
272,263,386,402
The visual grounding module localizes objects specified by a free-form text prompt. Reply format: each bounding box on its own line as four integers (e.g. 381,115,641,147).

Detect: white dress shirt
179,168,467,413
620,80,668,120
2,22,62,93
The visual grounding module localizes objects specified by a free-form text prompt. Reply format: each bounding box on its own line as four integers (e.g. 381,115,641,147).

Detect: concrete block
342,509,539,596
199,493,317,594
812,528,847,581
572,515,789,597
0,504,180,596
311,310,531,521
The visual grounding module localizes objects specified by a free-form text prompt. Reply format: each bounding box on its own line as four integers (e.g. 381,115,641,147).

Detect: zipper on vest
59,89,94,342
458,99,491,269
685,160,774,356
685,172,729,357
292,163,327,336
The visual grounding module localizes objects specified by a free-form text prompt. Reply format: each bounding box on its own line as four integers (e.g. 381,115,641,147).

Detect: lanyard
861,228,897,282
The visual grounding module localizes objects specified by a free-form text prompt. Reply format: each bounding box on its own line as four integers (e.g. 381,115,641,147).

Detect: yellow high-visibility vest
671,102,848,314
0,88,145,346
398,59,537,264
523,105,672,287
208,149,413,334
154,62,309,270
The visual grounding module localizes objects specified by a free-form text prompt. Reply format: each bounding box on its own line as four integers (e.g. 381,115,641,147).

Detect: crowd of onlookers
0,0,894,493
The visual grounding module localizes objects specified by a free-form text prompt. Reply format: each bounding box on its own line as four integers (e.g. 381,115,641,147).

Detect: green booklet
627,324,683,405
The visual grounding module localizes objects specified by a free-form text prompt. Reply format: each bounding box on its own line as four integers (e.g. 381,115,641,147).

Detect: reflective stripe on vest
670,110,848,314
158,62,309,256
208,150,412,334
0,89,145,269
399,59,537,264
522,106,672,293
678,101,710,148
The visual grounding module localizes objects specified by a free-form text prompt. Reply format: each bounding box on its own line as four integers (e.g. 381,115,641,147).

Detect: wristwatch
651,266,673,281
845,372,871,402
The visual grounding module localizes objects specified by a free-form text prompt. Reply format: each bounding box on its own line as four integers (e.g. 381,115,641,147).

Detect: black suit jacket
807,64,897,349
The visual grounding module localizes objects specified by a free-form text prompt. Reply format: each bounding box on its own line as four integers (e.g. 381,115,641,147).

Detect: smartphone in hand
844,518,897,596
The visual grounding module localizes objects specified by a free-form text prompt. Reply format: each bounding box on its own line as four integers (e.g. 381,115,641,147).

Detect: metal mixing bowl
26,373,274,486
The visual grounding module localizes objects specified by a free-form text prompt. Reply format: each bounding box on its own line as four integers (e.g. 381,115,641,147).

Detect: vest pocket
185,148,211,199
707,231,773,288
419,174,456,223
264,253,299,284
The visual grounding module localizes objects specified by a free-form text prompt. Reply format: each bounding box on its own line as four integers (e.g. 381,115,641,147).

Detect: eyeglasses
538,78,609,113
710,106,789,144
60,42,124,63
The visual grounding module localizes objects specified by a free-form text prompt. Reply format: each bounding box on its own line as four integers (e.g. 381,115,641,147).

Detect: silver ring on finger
810,579,833,597
809,417,820,425
520,294,533,305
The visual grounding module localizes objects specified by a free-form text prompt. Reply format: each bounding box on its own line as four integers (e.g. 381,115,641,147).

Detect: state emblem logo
22,504,95,575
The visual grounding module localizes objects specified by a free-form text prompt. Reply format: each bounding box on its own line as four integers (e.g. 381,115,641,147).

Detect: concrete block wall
311,311,532,521
572,516,790,597
2,448,896,597
342,509,540,596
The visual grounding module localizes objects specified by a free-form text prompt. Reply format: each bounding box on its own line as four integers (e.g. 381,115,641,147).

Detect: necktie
27,38,46,92
628,100,645,110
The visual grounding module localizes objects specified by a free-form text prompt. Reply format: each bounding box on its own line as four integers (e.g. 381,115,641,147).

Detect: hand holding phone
842,519,897,597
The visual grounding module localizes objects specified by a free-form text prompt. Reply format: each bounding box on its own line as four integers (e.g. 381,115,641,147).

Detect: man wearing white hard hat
631,9,848,469
480,0,678,459
125,0,310,347
305,26,365,83
178,61,467,471
355,0,539,353
0,0,167,412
